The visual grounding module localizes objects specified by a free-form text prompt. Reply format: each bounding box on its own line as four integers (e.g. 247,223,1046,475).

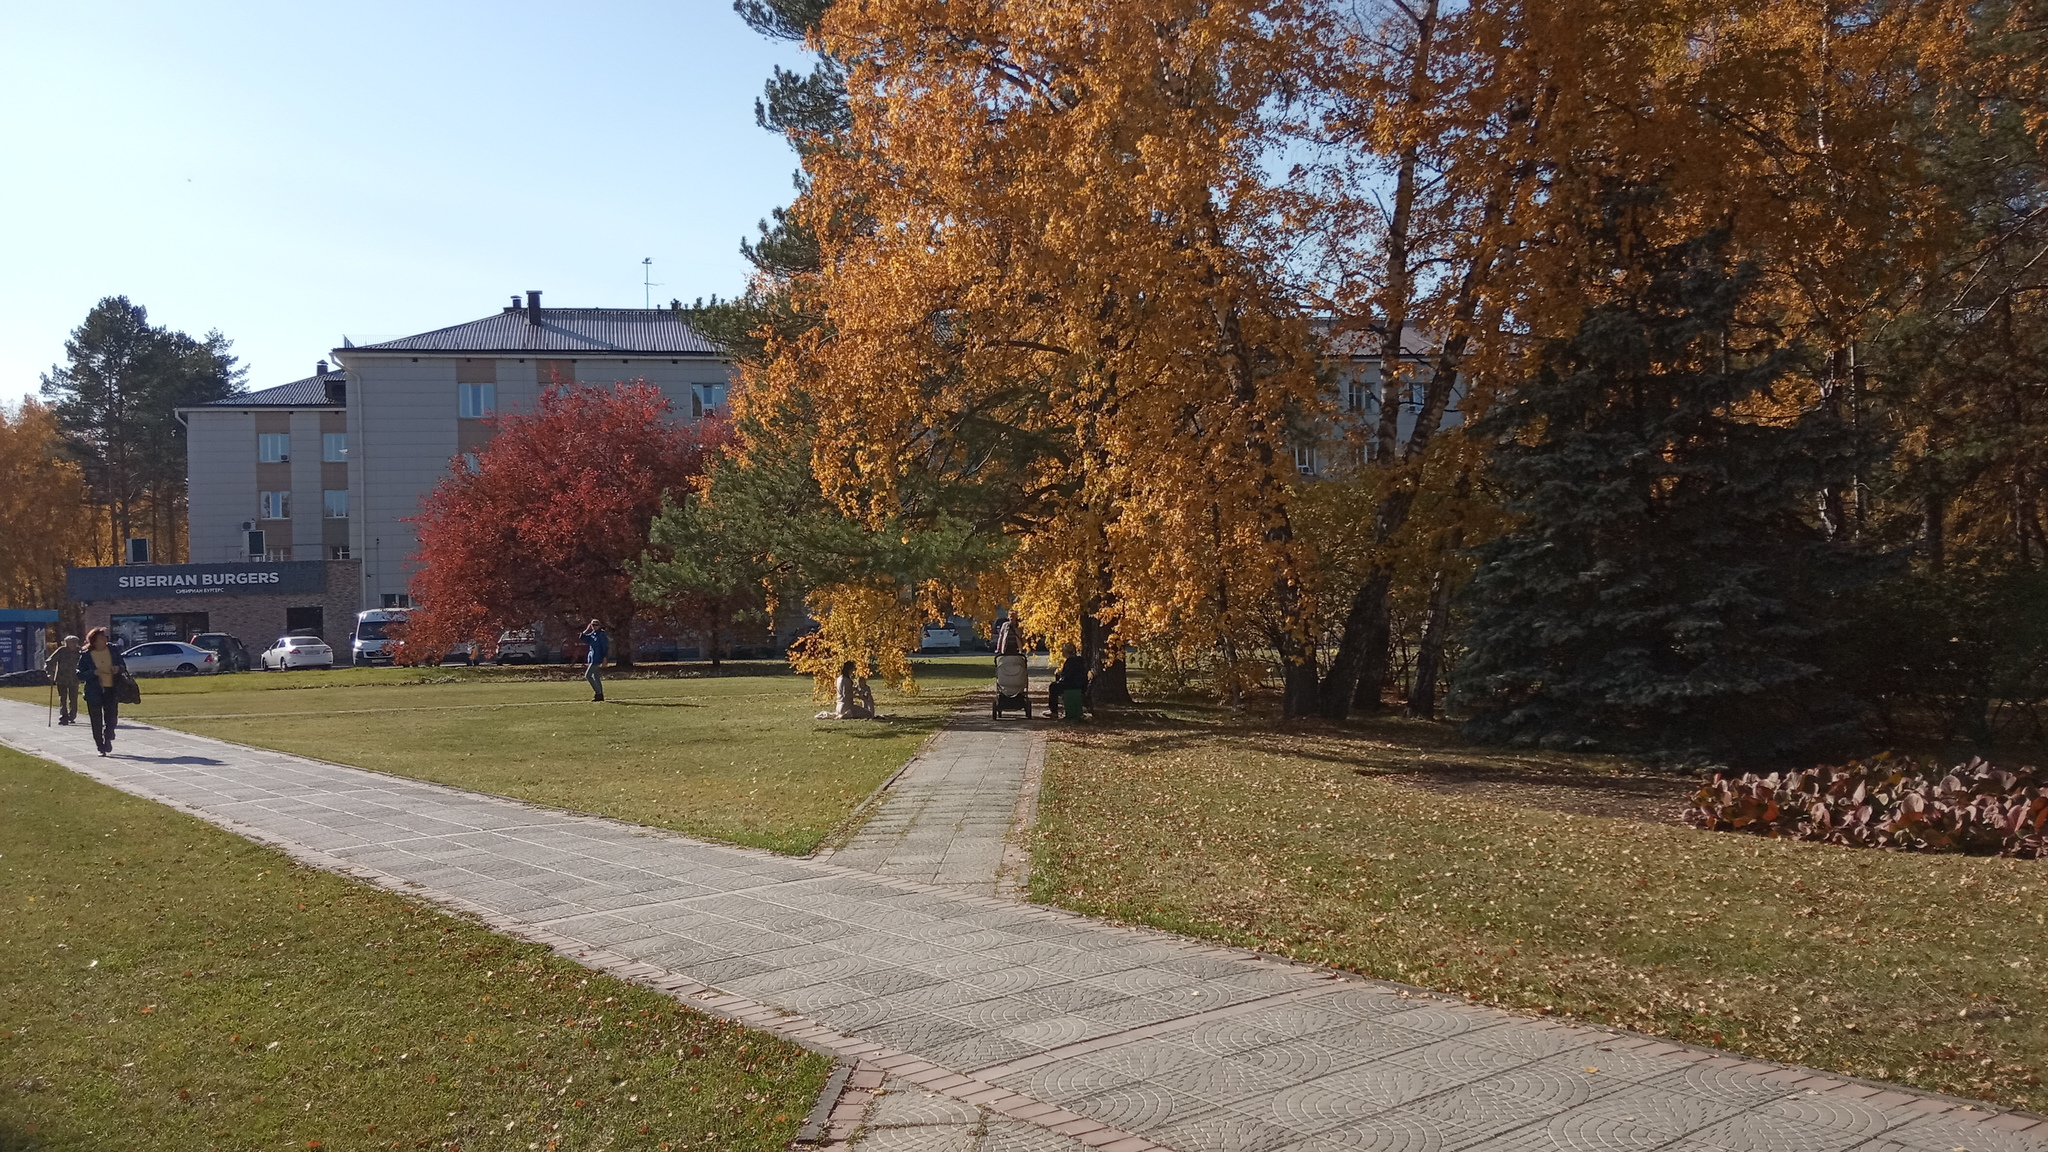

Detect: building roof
197,367,346,409
1311,319,1437,360
338,306,721,356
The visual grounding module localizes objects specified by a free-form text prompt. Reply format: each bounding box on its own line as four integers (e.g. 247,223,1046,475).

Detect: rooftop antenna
641,257,663,309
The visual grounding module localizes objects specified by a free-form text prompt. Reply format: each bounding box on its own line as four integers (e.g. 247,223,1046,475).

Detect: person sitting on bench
1047,645,1088,718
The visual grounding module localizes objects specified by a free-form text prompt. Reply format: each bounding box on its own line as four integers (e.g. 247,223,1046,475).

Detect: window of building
259,433,290,463
264,547,291,562
692,383,727,419
259,490,291,520
330,545,352,560
1345,381,1372,413
1293,445,1319,476
323,489,349,519
459,383,495,419
460,452,482,474
323,432,349,461
381,593,413,609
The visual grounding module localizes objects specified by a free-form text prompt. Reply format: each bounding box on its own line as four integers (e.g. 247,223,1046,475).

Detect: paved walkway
2,698,2041,1152
819,678,1046,897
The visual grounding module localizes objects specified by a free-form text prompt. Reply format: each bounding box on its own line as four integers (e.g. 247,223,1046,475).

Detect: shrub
1681,756,2048,857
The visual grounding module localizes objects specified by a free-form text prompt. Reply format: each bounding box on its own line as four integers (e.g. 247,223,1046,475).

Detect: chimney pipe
316,359,329,377
508,295,521,312
526,290,542,323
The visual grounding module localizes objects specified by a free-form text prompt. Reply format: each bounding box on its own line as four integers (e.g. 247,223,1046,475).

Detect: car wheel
177,663,197,674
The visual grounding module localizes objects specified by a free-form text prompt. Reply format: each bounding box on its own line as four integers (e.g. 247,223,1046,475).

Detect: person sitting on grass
816,660,876,720
1047,644,1089,719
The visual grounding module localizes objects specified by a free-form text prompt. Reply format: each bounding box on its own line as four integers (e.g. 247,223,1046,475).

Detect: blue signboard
0,610,58,674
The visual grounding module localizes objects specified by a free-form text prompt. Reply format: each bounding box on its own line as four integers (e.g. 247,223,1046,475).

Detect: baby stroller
992,653,1033,719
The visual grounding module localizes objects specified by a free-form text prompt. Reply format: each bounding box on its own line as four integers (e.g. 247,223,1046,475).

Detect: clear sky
0,0,810,409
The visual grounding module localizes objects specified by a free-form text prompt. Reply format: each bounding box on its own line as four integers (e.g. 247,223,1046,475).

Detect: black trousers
88,696,119,749
56,679,78,720
1047,681,1081,717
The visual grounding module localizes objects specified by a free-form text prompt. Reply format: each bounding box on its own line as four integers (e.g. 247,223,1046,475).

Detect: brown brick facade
79,561,362,663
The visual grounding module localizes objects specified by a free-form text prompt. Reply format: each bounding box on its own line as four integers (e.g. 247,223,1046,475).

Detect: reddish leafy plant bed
1683,756,2048,856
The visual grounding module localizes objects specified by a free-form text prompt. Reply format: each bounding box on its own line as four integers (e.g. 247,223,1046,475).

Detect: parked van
353,609,408,666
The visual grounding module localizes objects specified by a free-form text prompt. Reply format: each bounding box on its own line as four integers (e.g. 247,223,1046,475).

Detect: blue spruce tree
1452,221,1872,763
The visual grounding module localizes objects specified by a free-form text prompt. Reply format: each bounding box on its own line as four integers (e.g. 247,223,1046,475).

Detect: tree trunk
1924,488,1945,571
1321,565,1392,717
1353,596,1394,712
1081,606,1133,707
614,614,635,669
1406,568,1453,718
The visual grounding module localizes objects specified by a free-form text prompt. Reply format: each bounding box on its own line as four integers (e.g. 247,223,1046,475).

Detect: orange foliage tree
731,0,2041,722
402,383,724,666
0,401,103,612
754,0,1332,712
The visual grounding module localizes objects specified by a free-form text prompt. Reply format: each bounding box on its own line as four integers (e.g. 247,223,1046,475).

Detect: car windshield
357,621,390,640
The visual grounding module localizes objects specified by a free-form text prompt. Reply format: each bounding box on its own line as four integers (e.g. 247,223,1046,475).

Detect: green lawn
1032,710,2048,1113
5,658,990,855
0,743,830,1150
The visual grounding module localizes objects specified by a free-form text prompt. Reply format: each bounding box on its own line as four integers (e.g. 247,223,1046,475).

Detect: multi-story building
167,298,1434,654
183,360,352,565
1296,322,1454,478
182,292,735,612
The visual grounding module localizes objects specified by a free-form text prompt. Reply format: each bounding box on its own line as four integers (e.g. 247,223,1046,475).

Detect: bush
1681,756,2048,857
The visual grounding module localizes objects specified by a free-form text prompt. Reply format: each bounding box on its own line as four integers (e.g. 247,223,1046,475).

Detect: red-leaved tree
400,382,725,666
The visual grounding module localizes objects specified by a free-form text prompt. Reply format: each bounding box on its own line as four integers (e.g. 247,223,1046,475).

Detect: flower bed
1682,756,2048,856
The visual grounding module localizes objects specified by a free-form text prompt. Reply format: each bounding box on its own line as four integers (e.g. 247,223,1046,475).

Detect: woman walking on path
78,628,128,756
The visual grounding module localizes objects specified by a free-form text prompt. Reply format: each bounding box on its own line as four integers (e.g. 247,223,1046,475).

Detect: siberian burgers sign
68,561,330,601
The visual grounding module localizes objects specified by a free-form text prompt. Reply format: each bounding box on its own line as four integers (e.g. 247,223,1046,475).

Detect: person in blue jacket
77,627,129,756
580,619,609,702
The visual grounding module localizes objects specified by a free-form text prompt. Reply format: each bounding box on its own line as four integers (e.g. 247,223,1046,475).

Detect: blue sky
0,0,811,409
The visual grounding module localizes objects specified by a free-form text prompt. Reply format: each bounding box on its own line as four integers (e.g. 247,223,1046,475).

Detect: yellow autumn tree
752,0,1335,713
0,401,103,611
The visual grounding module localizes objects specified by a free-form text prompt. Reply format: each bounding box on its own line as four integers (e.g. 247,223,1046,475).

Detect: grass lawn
0,743,830,1151
1032,708,2047,1113
3,657,990,855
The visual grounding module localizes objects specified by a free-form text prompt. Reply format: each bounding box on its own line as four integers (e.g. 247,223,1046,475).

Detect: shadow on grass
1074,694,1692,821
0,1119,46,1151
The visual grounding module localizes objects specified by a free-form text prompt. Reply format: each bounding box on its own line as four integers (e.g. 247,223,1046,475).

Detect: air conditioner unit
240,521,256,532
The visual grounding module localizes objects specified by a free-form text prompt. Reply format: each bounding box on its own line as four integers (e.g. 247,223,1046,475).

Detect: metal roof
199,369,345,408
338,308,721,356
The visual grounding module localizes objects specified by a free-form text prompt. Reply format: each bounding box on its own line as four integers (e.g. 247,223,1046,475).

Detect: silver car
260,635,334,671
122,641,220,675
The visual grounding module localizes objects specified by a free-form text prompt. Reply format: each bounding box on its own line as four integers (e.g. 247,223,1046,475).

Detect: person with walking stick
43,634,80,726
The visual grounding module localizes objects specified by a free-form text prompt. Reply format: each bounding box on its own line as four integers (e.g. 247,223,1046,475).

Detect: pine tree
38,296,243,563
1451,220,1871,763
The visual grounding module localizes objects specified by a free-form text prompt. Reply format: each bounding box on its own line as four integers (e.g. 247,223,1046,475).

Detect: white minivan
353,609,408,665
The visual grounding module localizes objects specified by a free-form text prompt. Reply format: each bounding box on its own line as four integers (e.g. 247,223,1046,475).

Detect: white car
494,630,541,663
919,625,962,652
122,641,220,675
261,635,334,671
